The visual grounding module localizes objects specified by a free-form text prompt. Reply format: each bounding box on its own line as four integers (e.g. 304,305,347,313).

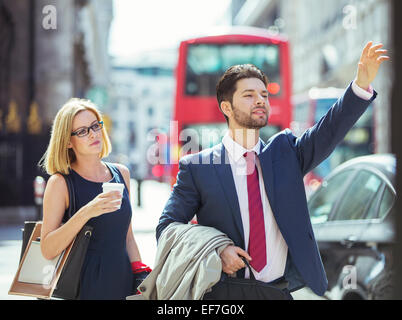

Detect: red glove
131,261,152,274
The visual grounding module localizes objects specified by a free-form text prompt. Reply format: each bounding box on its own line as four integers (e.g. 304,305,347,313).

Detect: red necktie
244,152,267,272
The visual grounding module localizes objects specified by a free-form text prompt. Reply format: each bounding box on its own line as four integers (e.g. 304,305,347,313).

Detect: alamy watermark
42,5,57,30
40,5,358,33
146,121,260,175
342,265,357,290
343,5,357,30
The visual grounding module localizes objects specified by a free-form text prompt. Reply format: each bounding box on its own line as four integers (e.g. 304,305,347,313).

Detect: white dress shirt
221,81,373,283
222,133,288,283
351,80,374,100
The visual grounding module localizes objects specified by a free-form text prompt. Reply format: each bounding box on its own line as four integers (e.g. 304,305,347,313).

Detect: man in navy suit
156,42,389,298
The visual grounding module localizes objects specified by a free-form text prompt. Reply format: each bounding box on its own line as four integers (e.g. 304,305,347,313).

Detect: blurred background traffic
0,0,398,300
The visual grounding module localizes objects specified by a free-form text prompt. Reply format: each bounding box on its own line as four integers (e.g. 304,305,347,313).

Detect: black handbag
203,258,290,300
20,174,93,300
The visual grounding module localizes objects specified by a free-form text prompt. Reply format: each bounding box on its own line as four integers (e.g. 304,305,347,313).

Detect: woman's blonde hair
39,98,112,175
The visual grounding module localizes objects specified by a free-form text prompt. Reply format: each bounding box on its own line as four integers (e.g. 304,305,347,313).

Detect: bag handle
240,257,257,281
54,171,76,219
241,257,289,291
62,173,76,219
221,257,257,280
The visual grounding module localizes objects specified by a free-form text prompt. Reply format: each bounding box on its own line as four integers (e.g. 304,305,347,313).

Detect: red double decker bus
167,27,293,185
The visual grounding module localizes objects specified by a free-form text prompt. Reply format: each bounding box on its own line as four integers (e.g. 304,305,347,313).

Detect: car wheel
342,291,364,300
370,271,394,300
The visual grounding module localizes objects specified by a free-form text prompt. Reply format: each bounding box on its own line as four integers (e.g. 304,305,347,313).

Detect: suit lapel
212,143,245,247
258,140,276,213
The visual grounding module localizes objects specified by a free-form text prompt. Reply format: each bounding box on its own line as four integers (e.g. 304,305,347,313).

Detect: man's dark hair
216,64,269,123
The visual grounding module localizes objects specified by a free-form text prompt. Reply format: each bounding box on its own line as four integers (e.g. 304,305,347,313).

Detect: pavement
0,179,323,300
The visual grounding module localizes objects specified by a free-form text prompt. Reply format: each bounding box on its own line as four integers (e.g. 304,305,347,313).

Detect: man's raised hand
356,41,390,90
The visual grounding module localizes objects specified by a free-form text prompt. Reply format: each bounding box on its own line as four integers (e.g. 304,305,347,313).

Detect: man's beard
231,103,269,129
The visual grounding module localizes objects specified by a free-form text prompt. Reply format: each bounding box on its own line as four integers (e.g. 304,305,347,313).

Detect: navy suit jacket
156,82,377,296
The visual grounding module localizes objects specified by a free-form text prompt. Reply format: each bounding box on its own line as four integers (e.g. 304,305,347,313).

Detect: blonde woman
39,98,151,300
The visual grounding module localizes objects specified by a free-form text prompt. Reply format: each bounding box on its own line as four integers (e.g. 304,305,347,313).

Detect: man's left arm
291,41,389,176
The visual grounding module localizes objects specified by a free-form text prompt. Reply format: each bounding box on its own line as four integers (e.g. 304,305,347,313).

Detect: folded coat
138,222,234,300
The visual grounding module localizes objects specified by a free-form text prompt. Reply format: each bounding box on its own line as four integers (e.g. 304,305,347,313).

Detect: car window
378,187,395,219
332,170,382,221
308,170,354,224
365,185,384,220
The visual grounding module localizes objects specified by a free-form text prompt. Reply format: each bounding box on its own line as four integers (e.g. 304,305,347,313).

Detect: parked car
308,154,396,300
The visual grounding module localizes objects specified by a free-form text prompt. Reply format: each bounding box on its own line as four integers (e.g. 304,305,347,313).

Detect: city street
1,0,398,302
0,179,165,300
0,179,322,300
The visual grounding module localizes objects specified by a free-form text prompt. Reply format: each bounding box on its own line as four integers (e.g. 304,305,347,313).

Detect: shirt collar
222,131,261,163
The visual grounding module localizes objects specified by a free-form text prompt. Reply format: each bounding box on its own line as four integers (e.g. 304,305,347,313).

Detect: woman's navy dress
63,162,133,300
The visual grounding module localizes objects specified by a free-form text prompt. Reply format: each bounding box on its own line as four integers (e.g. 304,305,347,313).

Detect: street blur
0,179,167,300
0,0,396,300
0,179,321,300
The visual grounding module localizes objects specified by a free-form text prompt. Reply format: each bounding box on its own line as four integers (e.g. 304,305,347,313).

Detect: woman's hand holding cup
85,183,124,218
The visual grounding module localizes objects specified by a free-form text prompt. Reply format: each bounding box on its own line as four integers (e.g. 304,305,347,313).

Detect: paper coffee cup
102,183,124,209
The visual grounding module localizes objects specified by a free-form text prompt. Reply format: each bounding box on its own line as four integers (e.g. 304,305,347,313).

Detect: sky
109,0,232,59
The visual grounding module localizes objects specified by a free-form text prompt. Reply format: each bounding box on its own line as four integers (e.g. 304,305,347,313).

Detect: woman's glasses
71,121,104,138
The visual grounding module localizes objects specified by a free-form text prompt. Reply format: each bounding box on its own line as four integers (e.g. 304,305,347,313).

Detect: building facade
109,50,176,183
0,0,113,223
232,0,393,153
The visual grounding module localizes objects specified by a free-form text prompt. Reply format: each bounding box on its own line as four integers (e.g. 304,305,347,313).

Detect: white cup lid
102,183,124,191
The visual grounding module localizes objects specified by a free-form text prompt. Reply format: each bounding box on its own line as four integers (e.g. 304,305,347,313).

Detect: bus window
315,98,338,121
312,105,373,179
185,44,281,97
291,101,311,137
292,88,374,195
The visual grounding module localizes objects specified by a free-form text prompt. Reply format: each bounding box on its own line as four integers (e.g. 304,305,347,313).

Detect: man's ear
220,101,233,119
